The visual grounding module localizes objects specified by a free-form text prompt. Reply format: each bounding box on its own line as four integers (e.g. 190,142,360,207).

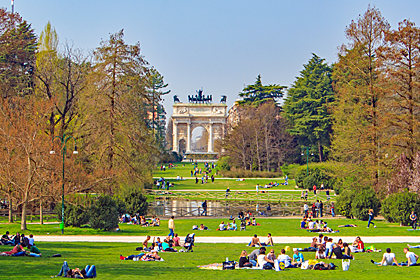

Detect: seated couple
371,248,419,266
192,224,208,230
218,221,237,231
120,251,161,261
246,218,259,226
248,234,274,247
57,261,96,278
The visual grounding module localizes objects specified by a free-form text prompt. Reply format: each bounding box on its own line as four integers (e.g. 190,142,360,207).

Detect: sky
5,0,420,132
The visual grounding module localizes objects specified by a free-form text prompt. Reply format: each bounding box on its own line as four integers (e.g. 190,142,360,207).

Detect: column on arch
172,121,178,152
186,122,191,152
208,122,213,152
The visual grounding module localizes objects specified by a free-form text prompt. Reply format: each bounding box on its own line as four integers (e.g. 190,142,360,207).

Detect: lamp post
301,146,314,176
50,134,78,234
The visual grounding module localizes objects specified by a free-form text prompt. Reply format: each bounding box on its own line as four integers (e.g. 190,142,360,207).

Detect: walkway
34,235,420,244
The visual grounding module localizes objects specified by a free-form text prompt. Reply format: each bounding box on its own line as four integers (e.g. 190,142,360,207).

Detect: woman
343,243,353,259
367,209,376,228
239,250,252,268
257,247,274,269
309,237,318,250
337,238,344,249
173,233,180,246
315,247,326,259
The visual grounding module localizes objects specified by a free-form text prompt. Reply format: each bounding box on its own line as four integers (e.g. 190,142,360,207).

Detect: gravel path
34,235,420,244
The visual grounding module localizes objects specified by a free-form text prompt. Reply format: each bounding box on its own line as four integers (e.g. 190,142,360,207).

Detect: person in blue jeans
57,261,97,278
367,209,376,228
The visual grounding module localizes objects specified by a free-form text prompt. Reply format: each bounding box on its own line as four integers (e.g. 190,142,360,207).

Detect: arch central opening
191,126,208,152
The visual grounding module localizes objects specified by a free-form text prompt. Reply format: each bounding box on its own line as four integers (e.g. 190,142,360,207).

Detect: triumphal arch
172,90,227,156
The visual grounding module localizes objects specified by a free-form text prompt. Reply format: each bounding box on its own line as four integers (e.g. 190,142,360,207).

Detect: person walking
367,209,376,228
303,203,309,218
225,187,230,198
410,211,417,229
256,184,260,195
201,200,208,216
331,202,335,217
313,185,317,196
168,216,175,238
319,201,323,217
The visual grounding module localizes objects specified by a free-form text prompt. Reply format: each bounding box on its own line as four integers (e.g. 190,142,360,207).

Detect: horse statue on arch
220,95,227,103
173,95,181,103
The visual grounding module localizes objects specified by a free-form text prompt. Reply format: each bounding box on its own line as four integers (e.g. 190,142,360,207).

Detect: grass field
0,218,418,237
0,242,418,279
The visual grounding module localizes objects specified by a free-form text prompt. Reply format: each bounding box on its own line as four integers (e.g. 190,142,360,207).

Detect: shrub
217,156,231,171
122,189,149,216
280,164,300,179
336,189,356,218
382,191,420,225
296,167,336,190
350,188,381,220
89,195,119,231
218,168,282,178
56,203,89,227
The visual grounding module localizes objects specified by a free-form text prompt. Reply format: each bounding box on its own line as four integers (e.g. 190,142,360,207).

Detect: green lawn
0,242,418,279
154,162,217,178
1,218,418,237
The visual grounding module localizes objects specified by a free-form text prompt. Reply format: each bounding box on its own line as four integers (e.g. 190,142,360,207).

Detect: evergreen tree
238,75,286,106
283,54,334,162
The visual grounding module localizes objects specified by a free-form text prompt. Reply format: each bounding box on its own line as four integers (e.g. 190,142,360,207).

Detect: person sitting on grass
218,221,227,231
309,237,318,250
228,220,237,231
257,247,274,269
300,217,307,229
162,237,177,252
292,248,304,267
252,218,258,226
371,248,400,266
248,248,260,266
12,232,20,246
332,243,353,259
260,233,274,246
173,233,181,246
249,234,261,247
267,249,276,262
0,231,13,245
28,244,41,257
324,238,334,259
402,247,419,266
315,247,326,259
142,236,151,251
351,236,365,253
239,250,252,268
277,249,294,268
199,224,208,230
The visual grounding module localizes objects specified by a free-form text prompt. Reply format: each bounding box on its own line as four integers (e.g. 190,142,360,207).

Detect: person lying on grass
338,224,358,227
120,251,161,261
371,248,400,266
67,265,97,278
0,244,25,256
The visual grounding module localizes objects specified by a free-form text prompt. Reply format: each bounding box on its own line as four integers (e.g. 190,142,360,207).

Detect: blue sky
6,0,420,122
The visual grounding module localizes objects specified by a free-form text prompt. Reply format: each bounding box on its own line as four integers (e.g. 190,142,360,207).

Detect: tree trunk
21,201,27,230
8,190,13,223
318,141,323,162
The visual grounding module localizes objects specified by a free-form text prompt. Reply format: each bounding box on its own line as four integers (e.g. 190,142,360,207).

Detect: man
277,249,293,268
142,236,151,249
28,244,41,257
410,211,417,229
319,201,324,217
256,184,260,194
168,216,175,238
326,189,330,201
404,247,419,266
261,233,274,246
249,248,260,266
201,200,207,216
292,248,304,266
303,203,309,218
315,200,320,218
1,231,13,245
371,248,400,266
219,221,227,231
225,187,230,198
313,185,317,195
249,234,261,247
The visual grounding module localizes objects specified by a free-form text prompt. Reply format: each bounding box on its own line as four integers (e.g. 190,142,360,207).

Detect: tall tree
0,9,37,98
238,75,286,106
283,53,334,162
378,20,420,163
332,6,390,188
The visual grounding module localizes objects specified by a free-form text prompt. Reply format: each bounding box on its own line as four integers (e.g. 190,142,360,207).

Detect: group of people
300,217,337,233
139,235,179,253
371,246,419,266
248,233,274,247
0,231,41,257
119,214,160,227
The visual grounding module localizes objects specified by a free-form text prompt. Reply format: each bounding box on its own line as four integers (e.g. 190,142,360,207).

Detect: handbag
223,261,235,270
342,259,351,271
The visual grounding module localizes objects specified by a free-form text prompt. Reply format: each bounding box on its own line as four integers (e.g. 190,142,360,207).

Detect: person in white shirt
371,248,400,266
257,247,274,268
219,221,227,231
325,238,334,259
308,219,315,229
315,247,326,259
277,249,293,268
404,247,419,266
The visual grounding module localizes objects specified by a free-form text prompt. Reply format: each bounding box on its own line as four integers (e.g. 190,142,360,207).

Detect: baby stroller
240,218,246,231
184,233,195,252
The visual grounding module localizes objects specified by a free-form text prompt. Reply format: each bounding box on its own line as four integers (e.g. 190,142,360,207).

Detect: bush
218,168,282,178
350,188,381,220
217,156,231,171
280,164,300,179
89,195,119,231
56,203,89,227
296,167,336,190
122,189,149,216
336,187,380,220
382,191,420,225
336,189,356,218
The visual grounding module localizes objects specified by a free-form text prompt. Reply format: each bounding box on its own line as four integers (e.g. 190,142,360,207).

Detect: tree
283,54,334,162
0,9,37,98
238,75,286,106
332,6,390,188
378,20,420,162
89,195,119,231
